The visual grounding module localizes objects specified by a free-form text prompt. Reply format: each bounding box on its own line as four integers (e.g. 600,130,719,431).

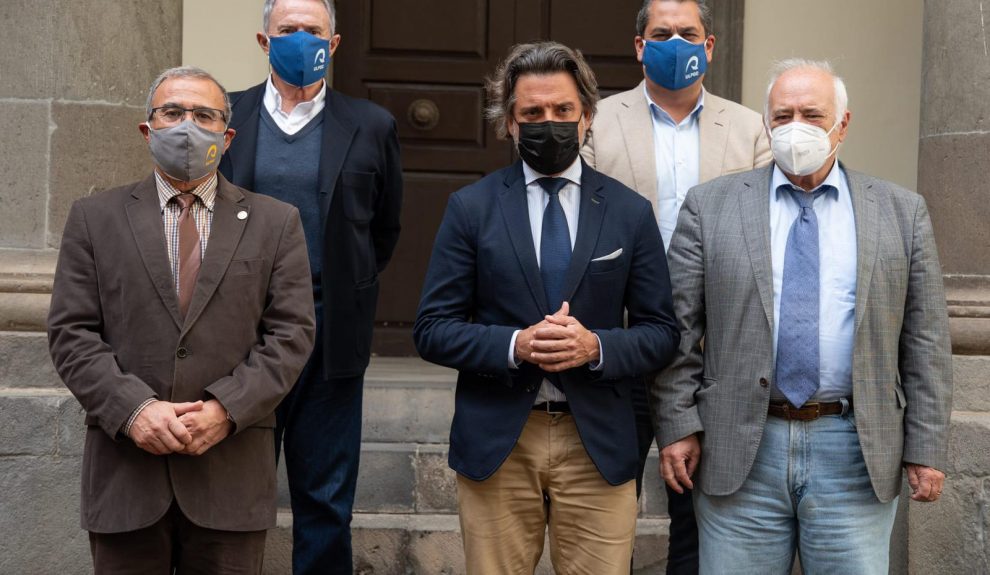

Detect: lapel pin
237,210,248,220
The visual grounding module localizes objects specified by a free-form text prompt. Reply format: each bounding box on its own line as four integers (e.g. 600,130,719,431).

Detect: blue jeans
275,299,364,575
694,411,897,575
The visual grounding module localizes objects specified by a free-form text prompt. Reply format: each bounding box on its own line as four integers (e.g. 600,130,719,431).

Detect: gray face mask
147,120,226,182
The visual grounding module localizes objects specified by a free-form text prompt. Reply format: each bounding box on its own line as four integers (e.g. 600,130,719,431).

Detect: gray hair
636,0,713,37
485,42,599,139
763,58,849,123
263,0,336,35
145,66,232,126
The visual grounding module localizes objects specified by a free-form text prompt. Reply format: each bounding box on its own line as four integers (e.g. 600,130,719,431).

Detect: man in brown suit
47,66,316,574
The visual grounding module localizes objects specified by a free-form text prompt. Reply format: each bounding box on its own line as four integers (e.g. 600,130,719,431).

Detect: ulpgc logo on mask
314,48,327,73
684,55,701,81
205,144,218,166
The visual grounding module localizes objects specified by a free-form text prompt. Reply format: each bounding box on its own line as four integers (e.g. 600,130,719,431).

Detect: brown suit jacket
48,173,316,533
582,82,772,213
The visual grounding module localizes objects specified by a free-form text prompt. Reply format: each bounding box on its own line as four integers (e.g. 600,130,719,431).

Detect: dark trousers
88,501,266,575
275,299,365,575
633,377,698,575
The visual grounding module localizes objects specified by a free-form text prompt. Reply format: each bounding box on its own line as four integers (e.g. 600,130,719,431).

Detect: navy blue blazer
219,82,402,379
414,160,679,485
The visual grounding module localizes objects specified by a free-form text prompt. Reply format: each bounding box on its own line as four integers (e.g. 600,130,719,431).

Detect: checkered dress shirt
155,172,216,296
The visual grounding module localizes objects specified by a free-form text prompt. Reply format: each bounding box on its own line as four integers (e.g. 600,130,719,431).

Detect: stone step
361,355,990,440
276,441,671,518
264,511,671,575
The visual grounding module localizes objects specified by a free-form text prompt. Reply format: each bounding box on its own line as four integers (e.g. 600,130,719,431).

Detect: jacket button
176,347,189,359
759,377,769,388
526,386,536,393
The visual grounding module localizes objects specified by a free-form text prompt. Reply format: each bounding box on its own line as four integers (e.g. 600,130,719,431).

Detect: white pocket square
591,248,622,262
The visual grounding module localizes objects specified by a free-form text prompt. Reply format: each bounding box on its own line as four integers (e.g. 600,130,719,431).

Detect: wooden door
334,0,744,355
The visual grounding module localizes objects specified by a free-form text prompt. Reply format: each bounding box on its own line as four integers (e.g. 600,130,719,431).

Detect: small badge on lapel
237,210,248,220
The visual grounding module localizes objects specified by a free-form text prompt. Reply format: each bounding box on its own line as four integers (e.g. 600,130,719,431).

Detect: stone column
0,1,181,569
913,1,990,572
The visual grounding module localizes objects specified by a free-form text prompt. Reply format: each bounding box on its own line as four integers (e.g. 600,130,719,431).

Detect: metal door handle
407,99,440,131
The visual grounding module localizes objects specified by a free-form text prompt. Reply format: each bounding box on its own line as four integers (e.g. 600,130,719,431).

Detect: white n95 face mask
770,120,840,176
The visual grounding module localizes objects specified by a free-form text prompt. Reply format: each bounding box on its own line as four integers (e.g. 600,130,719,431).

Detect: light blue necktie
775,187,827,408
538,177,572,311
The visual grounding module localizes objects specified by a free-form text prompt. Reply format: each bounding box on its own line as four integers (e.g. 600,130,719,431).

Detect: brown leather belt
768,399,851,421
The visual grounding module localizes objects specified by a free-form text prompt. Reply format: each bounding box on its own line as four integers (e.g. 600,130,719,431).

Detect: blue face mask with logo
268,30,331,87
642,36,708,91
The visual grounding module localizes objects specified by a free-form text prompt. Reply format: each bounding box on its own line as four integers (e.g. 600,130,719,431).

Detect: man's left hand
176,399,233,456
905,463,945,502
530,302,600,372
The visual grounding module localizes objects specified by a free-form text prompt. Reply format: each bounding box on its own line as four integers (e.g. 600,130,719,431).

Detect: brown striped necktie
172,193,201,318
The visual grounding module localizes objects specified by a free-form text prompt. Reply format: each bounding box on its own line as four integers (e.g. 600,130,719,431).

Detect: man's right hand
514,303,571,365
127,401,204,455
514,320,554,365
660,433,701,494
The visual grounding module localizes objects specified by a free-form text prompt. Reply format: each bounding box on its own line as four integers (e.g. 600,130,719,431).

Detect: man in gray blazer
48,66,316,573
651,58,952,574
582,2,770,571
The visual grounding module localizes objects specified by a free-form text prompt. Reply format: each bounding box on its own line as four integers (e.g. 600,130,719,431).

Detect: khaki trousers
457,410,637,575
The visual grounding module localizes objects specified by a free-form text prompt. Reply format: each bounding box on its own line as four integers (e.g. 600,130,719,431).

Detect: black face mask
516,120,581,175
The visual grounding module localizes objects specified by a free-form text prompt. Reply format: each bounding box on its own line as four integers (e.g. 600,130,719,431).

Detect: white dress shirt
263,76,327,135
647,85,704,252
770,162,857,401
506,158,602,403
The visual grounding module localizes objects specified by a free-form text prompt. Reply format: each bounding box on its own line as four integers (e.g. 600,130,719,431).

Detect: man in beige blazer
652,59,951,574
48,66,316,574
581,1,770,572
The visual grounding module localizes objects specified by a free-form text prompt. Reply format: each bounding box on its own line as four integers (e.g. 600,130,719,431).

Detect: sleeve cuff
122,398,158,438
508,329,522,369
588,333,604,371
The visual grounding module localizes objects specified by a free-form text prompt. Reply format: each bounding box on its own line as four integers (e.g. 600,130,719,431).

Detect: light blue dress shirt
506,158,603,403
647,85,704,251
770,163,857,401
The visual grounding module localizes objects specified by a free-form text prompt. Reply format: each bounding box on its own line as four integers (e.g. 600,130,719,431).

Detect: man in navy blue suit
414,42,680,575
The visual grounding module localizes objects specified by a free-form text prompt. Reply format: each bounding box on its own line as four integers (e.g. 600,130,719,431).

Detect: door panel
370,0,489,56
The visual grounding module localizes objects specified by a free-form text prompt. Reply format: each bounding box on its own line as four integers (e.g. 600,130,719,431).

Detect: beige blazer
48,173,316,533
582,82,772,212
651,164,953,503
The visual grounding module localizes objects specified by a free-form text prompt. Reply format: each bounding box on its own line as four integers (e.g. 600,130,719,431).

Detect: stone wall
0,1,182,571
908,1,990,572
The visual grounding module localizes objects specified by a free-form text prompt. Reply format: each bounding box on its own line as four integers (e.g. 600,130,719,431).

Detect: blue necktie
537,177,572,312
775,187,826,408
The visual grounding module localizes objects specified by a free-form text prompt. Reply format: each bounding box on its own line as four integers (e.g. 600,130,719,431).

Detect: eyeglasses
149,105,227,127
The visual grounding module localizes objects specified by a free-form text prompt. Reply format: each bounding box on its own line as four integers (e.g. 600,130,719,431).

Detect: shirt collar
771,161,843,203
263,75,327,118
522,156,583,187
155,171,218,212
644,84,705,126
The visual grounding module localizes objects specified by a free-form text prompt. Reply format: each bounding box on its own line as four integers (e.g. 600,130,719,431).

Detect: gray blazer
650,163,953,502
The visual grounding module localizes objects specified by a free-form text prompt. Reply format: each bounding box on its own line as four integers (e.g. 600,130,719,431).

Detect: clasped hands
127,399,233,457
514,302,600,372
